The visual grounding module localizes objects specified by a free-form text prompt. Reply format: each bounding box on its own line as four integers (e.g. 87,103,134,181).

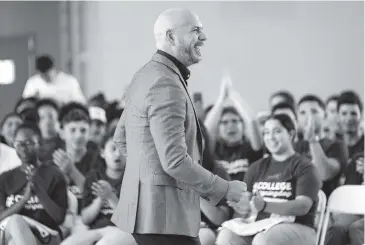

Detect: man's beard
178,45,196,66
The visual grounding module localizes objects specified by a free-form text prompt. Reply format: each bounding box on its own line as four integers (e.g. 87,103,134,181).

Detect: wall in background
83,1,364,112
0,1,61,75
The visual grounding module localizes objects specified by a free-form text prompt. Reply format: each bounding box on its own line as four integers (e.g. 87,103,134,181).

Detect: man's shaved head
153,8,207,67
154,9,196,41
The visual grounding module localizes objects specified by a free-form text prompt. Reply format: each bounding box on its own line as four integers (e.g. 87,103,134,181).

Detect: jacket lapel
151,53,204,154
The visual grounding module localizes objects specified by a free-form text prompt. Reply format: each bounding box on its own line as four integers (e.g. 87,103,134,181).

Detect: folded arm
147,77,229,206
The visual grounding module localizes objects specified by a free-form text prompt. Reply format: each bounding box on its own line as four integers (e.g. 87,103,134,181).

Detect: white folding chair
315,190,327,245
318,185,365,245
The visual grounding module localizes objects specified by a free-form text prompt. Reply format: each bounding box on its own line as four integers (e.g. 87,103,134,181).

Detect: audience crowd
0,54,363,245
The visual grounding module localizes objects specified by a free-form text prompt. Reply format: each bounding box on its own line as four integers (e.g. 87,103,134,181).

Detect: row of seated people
0,84,363,245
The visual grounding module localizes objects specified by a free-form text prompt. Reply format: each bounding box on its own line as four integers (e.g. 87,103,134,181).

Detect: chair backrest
315,190,327,245
318,185,365,245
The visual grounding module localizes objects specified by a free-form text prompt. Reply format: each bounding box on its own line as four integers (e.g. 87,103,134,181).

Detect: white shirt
0,143,22,174
22,71,86,106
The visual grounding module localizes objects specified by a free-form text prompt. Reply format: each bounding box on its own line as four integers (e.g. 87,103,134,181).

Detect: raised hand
304,115,317,142
219,72,233,102
225,180,247,203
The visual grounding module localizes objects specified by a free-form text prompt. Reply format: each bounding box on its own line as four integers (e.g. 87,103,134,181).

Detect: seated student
295,95,348,198
87,107,107,152
36,99,64,162
61,132,135,245
53,102,102,232
216,114,321,245
205,77,263,181
199,122,232,245
0,113,24,147
325,91,364,245
14,97,38,114
0,143,22,175
0,123,68,245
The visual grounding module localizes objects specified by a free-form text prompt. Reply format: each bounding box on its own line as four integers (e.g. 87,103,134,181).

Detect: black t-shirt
344,135,364,185
82,167,124,229
348,135,364,159
68,150,102,214
215,140,263,181
0,164,68,231
243,154,321,228
344,152,364,185
294,138,348,197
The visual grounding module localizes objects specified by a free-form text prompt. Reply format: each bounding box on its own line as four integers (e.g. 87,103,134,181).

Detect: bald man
111,8,247,245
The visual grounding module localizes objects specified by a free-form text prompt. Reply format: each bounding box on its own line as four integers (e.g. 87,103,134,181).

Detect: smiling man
112,8,247,245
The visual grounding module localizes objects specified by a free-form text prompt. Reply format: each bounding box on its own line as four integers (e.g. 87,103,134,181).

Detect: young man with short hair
36,99,64,162
325,91,364,245
54,102,102,234
295,94,348,198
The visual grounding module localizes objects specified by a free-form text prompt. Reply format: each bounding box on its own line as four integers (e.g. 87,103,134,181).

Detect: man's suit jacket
111,53,229,237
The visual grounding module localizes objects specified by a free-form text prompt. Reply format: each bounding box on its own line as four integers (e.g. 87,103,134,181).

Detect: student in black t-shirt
205,75,263,181
295,95,348,197
53,103,102,233
0,123,68,245
36,99,65,162
216,114,321,245
325,91,364,245
0,113,24,147
61,132,135,245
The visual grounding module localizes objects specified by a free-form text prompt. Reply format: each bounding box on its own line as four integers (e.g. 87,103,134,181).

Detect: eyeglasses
13,140,38,148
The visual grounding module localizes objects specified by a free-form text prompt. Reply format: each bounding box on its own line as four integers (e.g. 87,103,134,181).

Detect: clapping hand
91,180,113,202
53,149,73,175
304,115,317,142
251,192,266,212
219,71,233,102
227,192,252,217
355,157,364,175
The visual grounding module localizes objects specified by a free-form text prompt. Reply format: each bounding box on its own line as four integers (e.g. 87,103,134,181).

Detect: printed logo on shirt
6,195,44,210
253,181,293,199
218,159,249,175
69,185,82,199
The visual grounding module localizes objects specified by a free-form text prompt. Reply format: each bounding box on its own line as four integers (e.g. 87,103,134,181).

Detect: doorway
0,36,34,122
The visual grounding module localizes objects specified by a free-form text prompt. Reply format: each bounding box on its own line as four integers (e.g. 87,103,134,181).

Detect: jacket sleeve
146,77,229,206
113,112,127,157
